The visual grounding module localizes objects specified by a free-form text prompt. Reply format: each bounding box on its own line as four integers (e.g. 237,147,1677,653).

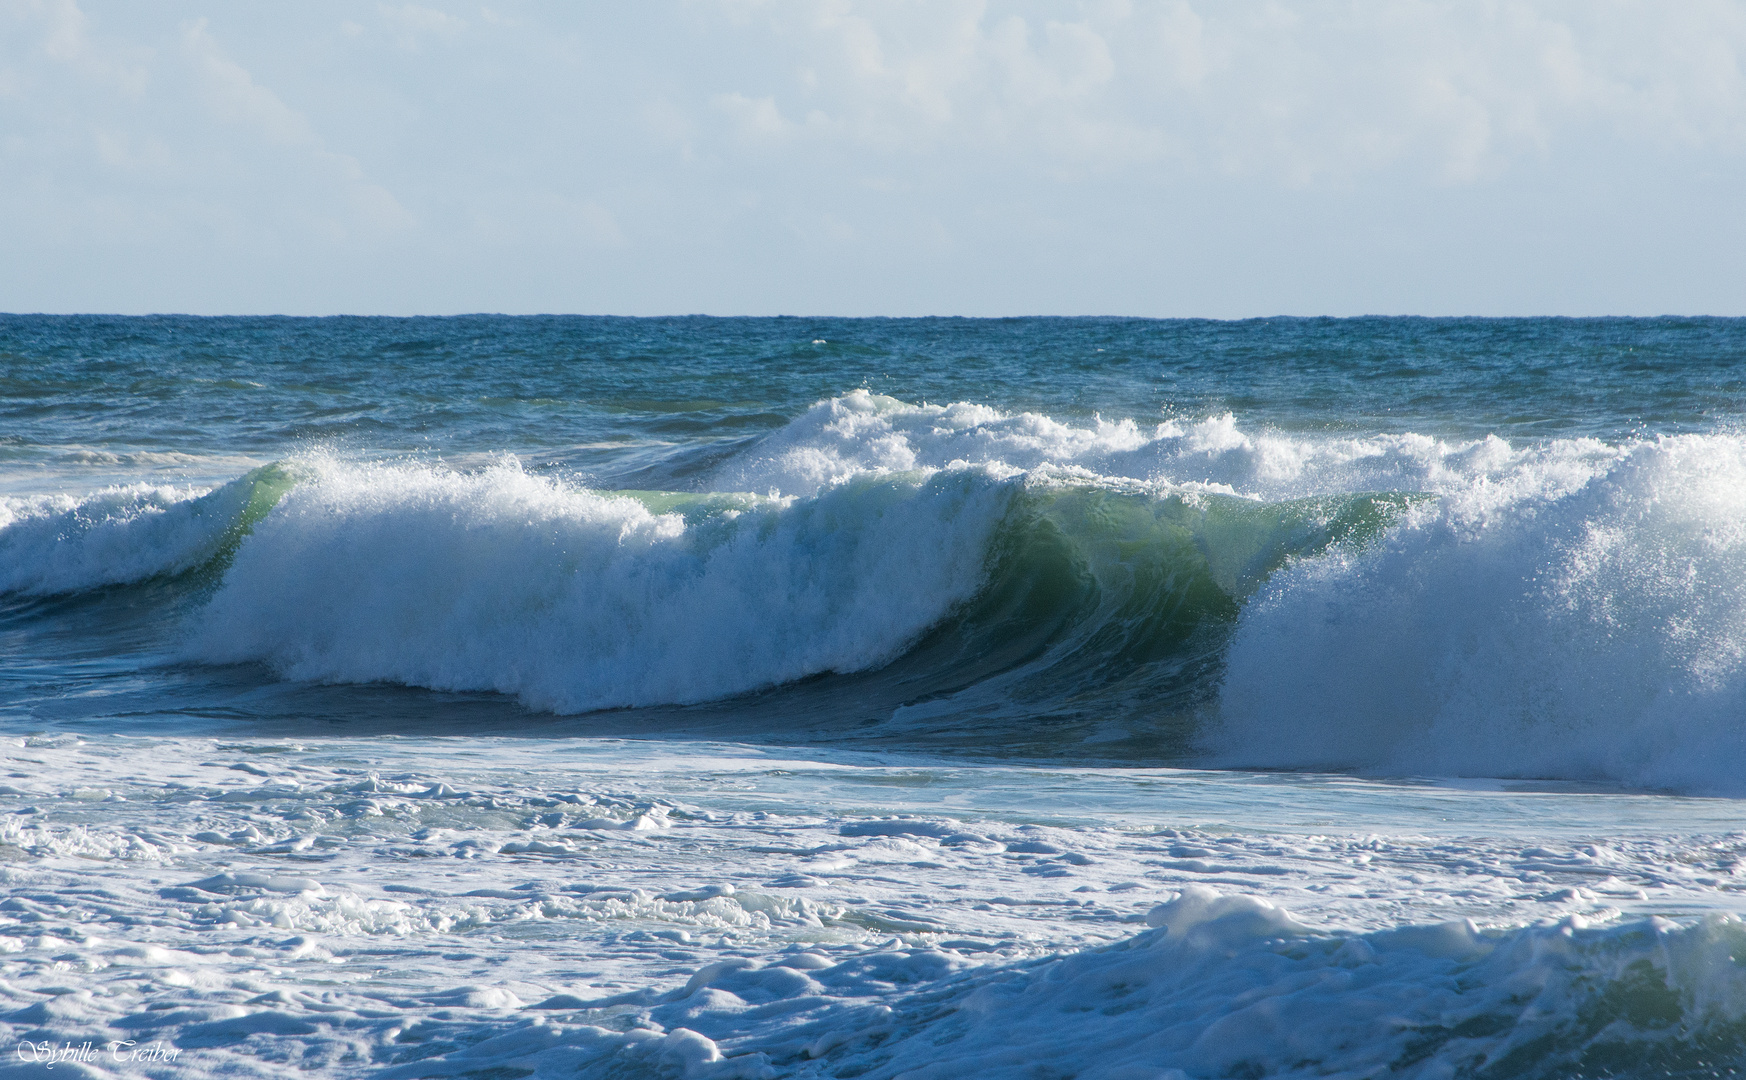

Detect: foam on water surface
2,736,1746,1078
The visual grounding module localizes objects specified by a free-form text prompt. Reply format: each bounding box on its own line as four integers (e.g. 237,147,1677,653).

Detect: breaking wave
3,391,1742,791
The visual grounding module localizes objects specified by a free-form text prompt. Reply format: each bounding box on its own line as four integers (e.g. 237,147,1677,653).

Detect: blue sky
4,1,1744,316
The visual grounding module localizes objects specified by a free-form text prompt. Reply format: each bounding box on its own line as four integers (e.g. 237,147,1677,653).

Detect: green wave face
0,462,305,601
185,462,305,585
715,483,1420,758
209,463,303,567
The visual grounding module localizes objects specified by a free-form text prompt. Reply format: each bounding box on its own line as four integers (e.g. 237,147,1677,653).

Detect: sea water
1,315,1745,1078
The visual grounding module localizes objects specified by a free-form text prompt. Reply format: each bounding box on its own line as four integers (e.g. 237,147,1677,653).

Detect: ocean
2,314,1745,1078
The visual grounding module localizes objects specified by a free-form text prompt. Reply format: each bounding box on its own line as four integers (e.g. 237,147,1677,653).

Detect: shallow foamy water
4,736,1746,1078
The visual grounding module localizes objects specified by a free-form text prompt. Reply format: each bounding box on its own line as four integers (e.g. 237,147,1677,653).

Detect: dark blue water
6,316,1742,493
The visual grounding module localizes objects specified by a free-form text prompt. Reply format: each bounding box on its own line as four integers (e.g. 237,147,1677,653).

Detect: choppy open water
3,315,1746,1078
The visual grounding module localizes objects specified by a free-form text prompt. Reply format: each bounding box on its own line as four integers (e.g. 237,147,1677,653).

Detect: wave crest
1213,433,1746,792
187,458,1012,713
0,464,294,596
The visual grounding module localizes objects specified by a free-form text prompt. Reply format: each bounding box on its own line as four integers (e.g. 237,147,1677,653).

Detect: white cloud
34,0,90,63
1,4,413,257
713,91,794,141
12,0,147,95
379,2,468,48
1,1,1743,315
184,18,316,146
682,0,1746,185
182,18,413,234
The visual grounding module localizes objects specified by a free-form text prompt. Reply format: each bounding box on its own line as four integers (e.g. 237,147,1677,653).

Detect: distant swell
4,392,1744,792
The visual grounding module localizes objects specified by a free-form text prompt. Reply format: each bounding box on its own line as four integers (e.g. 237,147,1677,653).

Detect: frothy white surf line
3,736,1745,1080
1213,433,1746,792
10,394,1746,793
0,484,221,595
187,457,1011,712
711,388,1623,501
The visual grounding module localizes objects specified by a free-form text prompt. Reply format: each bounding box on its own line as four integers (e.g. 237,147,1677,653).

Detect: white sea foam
1213,433,1746,792
711,388,1620,501
2,736,1745,1080
0,483,223,595
187,456,1011,712
715,390,1149,496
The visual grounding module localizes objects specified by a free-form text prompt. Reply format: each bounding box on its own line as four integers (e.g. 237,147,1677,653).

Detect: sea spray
188,457,1014,712
1213,433,1746,791
0,463,297,596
